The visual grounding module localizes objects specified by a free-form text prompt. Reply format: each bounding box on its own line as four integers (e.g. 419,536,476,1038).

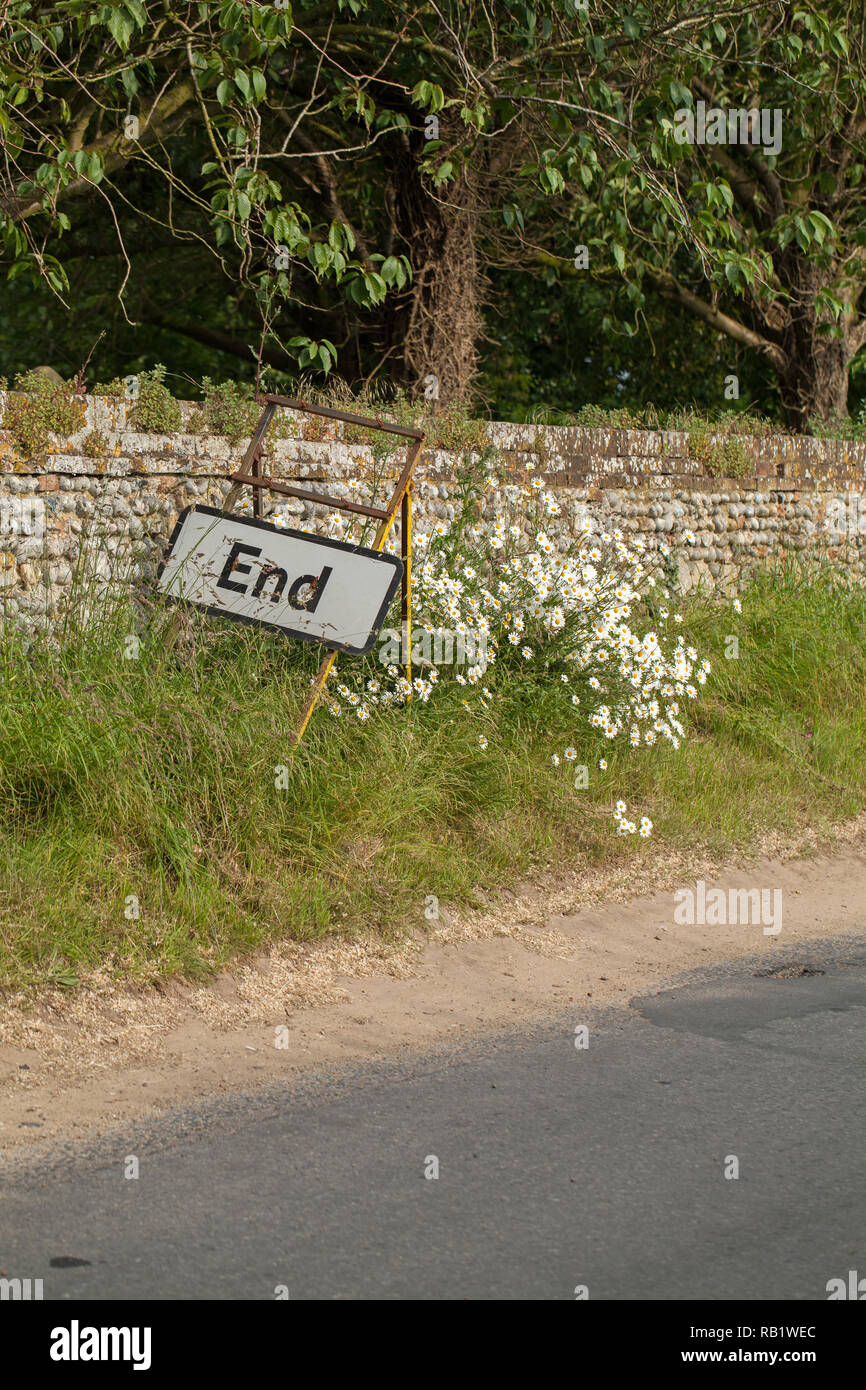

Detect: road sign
157,505,403,656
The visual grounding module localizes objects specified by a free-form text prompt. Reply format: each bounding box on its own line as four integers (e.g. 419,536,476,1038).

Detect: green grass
1,557,865,995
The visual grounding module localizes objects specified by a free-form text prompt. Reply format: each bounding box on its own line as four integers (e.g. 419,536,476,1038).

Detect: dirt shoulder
2,815,865,1154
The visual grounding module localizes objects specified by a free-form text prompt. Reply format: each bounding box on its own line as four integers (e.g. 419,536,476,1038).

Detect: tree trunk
378,146,484,405
777,260,856,432
779,325,851,433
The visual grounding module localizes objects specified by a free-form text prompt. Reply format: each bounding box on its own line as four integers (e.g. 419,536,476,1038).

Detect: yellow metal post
401,486,412,692
293,650,338,748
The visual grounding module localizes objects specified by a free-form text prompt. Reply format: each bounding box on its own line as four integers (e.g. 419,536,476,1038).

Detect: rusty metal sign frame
221,392,424,748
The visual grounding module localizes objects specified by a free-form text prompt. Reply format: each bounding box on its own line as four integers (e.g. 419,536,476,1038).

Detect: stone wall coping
1,390,865,483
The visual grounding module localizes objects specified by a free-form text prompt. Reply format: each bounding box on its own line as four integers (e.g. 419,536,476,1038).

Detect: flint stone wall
2,390,866,620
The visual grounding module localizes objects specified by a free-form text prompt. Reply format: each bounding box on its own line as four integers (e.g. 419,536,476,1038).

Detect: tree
0,2,863,428
495,1,866,430
0,0,500,399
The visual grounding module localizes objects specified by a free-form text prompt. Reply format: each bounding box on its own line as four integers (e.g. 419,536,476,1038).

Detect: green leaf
216,79,233,106
724,262,742,288
380,255,402,285
612,242,625,273
364,271,387,302
540,165,564,194
121,67,139,101
808,210,834,243
46,264,69,294
107,10,134,51
311,241,330,270
830,29,849,57
502,202,524,232
411,80,444,112
235,71,252,103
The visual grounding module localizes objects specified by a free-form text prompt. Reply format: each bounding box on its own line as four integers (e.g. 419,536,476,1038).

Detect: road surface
2,938,864,1300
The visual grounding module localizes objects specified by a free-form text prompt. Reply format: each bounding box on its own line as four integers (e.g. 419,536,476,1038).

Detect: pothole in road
753,963,826,979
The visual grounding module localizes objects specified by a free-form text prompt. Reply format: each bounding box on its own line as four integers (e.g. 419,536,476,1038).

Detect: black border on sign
155,504,403,656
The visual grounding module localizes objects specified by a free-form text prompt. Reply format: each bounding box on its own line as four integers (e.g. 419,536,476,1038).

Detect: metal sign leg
401,487,412,692
293,650,338,748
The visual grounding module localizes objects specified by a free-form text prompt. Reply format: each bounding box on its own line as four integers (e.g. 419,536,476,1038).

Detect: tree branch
141,315,295,370
3,80,196,223
645,269,789,373
691,77,785,221
529,247,788,374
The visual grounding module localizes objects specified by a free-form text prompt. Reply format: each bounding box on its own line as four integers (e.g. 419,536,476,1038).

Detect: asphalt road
2,939,865,1300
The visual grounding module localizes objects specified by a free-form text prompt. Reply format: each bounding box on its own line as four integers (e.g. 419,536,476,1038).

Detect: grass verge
1,558,864,995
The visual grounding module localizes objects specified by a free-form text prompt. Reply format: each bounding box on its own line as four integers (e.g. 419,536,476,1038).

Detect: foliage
0,3,863,424
192,377,262,445
567,403,778,438
81,428,109,458
1,369,85,456
130,365,182,433
92,378,127,398
505,2,866,427
686,428,750,479
809,406,866,442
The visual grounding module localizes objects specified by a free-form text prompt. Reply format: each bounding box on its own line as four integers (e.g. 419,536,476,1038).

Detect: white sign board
157,505,402,655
